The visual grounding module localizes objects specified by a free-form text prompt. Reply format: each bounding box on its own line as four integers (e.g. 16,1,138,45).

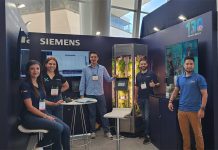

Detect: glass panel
141,0,167,13
110,8,133,37
111,0,135,10
18,0,45,33
18,0,45,15
139,13,147,34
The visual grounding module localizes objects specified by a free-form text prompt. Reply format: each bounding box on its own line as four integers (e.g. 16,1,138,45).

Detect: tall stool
18,125,50,149
104,108,132,150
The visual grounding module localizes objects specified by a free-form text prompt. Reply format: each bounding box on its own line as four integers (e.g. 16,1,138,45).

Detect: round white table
62,98,97,149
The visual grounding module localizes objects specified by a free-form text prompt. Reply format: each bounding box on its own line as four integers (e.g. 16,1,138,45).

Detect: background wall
141,11,216,150
141,0,218,149
0,1,9,148
19,32,141,122
0,0,29,149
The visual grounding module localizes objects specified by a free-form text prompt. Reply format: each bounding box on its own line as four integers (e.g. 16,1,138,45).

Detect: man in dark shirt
135,58,160,144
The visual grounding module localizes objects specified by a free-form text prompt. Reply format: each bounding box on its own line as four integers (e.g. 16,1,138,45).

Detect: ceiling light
153,27,160,32
96,31,101,36
17,4,26,9
7,3,16,8
178,15,187,21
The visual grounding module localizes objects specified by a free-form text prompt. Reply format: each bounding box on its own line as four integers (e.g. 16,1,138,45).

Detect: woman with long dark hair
42,57,69,120
19,60,70,150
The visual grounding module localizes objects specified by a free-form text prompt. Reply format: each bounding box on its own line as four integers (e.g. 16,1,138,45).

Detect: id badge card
51,88,59,96
92,75,99,81
141,83,147,89
39,101,46,110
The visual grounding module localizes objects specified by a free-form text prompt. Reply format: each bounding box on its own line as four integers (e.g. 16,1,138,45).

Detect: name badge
92,75,99,81
141,83,147,89
51,88,59,96
39,101,46,110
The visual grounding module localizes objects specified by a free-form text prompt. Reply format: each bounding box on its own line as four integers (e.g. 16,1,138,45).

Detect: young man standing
168,56,208,150
79,51,114,139
135,58,160,144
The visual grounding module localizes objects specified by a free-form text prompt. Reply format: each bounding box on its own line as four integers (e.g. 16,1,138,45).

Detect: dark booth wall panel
0,0,29,150
140,0,216,37
142,11,215,150
0,1,8,149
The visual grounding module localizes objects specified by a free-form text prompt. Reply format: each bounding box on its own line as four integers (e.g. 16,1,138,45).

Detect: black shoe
143,135,151,145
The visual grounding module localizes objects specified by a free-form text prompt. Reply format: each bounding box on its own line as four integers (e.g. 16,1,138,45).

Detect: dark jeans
138,98,150,135
86,95,110,133
46,105,63,120
21,113,70,150
46,96,63,120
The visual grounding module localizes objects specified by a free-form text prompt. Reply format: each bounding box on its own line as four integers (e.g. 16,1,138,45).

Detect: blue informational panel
166,39,198,78
165,39,198,97
41,50,89,77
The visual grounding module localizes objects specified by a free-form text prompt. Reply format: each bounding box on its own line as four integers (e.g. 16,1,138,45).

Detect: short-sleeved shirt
20,81,46,116
42,73,67,100
136,70,158,99
176,72,207,112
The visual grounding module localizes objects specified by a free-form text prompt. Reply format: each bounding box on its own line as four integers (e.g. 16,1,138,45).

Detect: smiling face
29,64,40,79
184,59,194,73
139,60,148,71
90,53,99,66
45,59,57,73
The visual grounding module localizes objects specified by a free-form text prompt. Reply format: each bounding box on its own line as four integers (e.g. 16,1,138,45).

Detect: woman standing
20,60,70,150
42,57,69,120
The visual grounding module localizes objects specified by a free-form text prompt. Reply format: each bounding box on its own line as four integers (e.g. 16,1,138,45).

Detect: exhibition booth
0,0,218,149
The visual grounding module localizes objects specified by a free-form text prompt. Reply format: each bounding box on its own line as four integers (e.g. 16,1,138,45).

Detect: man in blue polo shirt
168,56,208,150
79,51,114,139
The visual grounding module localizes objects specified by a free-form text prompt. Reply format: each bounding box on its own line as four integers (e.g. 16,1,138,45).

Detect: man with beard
135,57,160,144
168,56,208,150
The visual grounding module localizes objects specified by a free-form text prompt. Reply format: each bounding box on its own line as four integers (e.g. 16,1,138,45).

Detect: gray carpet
72,129,158,150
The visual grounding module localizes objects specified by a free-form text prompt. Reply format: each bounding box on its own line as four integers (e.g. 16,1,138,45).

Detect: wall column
79,0,111,36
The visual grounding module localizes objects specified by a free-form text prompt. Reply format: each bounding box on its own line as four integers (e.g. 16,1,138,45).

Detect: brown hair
25,60,45,98
139,56,148,63
89,51,99,57
42,56,59,75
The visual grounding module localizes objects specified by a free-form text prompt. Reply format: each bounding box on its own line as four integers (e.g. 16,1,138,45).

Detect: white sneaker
105,132,113,139
91,132,96,139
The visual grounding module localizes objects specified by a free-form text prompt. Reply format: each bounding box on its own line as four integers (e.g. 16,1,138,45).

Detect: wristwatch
200,106,205,111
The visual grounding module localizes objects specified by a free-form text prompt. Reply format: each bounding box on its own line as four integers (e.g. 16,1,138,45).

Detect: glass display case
112,44,147,133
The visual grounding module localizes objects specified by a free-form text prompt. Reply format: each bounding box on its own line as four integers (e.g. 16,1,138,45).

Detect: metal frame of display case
112,43,147,133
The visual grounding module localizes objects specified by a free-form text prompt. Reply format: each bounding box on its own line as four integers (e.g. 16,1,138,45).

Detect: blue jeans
46,96,63,120
86,95,110,133
21,113,70,150
46,105,63,120
138,98,150,135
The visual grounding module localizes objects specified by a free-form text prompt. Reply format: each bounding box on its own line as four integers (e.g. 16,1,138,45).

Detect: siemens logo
40,38,80,46
20,36,81,46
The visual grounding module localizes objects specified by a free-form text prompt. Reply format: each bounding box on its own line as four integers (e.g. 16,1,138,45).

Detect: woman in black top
42,57,69,120
20,60,70,150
